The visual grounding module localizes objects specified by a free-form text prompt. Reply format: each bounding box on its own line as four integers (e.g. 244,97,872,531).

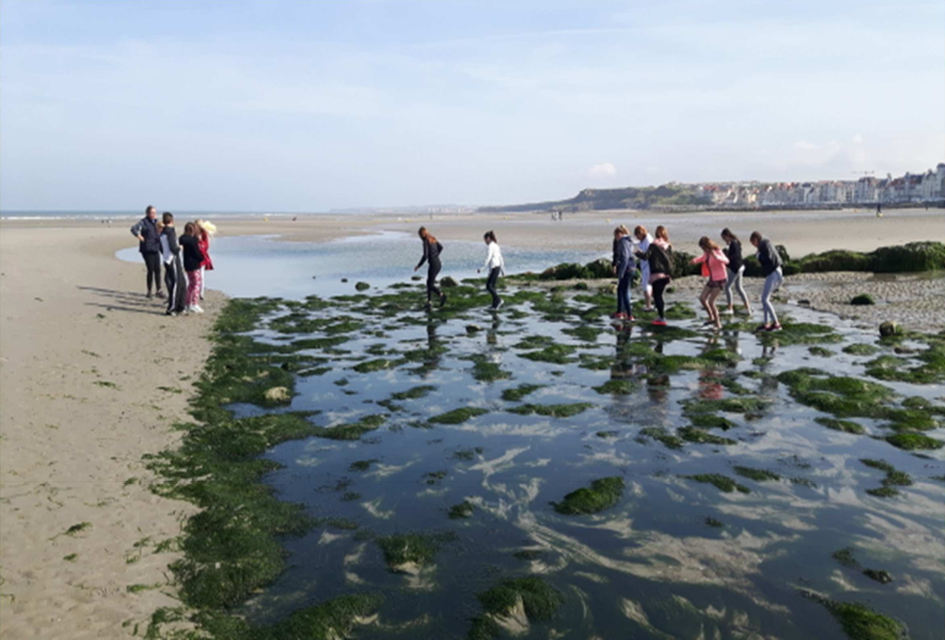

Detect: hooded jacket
636,240,673,280
691,248,730,281
614,235,635,279
756,237,783,276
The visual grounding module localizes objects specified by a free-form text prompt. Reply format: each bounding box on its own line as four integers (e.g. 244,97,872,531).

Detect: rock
440,276,458,287
540,266,557,279
583,258,613,279
879,321,901,338
797,299,811,306
264,387,291,403
573,282,589,290
850,294,875,306
465,324,482,334
411,275,422,281
312,275,317,279
355,281,370,291
341,278,349,283
871,241,945,273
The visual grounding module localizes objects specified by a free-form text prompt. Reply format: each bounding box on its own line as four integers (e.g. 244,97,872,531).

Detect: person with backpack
720,228,752,316
477,230,505,311
750,231,783,332
414,226,446,310
635,225,673,326
130,205,163,298
612,225,635,321
690,236,730,330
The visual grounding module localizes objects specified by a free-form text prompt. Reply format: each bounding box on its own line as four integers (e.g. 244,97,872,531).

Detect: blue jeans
762,267,783,325
617,272,633,315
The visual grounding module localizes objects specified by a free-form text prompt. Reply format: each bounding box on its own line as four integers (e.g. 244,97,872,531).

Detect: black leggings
652,278,669,319
486,267,501,308
164,258,185,313
427,258,442,302
143,252,162,293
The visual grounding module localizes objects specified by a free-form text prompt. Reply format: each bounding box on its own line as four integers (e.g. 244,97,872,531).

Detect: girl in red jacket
690,236,729,330
195,220,216,301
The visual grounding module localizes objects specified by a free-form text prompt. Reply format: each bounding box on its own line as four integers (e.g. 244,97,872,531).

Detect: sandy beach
1,208,943,638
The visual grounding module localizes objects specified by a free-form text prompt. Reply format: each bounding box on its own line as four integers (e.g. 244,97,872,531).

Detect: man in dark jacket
130,205,163,298
750,231,783,332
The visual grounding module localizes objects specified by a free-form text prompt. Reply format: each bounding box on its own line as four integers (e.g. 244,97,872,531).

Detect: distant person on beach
750,231,783,332
195,220,216,301
720,228,752,316
477,230,505,311
179,222,206,314
612,225,635,321
634,225,655,311
158,213,186,316
414,226,446,310
130,205,163,299
690,236,729,330
635,225,673,326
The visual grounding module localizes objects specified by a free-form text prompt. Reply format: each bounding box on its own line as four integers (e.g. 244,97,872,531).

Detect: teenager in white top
634,225,655,311
477,230,505,310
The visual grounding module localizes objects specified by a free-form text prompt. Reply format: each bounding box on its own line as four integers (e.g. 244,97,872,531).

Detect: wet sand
0,208,942,637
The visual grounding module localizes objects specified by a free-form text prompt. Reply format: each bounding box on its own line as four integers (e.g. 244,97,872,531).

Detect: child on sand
414,227,446,310
612,225,635,322
690,236,729,330
158,212,186,316
635,225,673,326
721,228,751,316
634,226,654,311
750,231,783,332
195,220,216,301
477,230,505,311
179,222,206,314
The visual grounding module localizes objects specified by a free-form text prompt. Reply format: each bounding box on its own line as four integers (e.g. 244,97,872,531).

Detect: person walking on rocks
750,231,783,332
721,228,752,316
414,227,446,310
612,225,635,322
634,226,655,311
690,236,729,330
130,205,164,298
158,212,186,316
478,230,505,311
635,226,673,326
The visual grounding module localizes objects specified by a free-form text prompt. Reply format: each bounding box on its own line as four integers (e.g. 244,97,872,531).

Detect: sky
1,0,943,212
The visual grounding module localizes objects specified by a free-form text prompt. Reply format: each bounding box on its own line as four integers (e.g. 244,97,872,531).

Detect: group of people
414,223,783,332
131,206,215,316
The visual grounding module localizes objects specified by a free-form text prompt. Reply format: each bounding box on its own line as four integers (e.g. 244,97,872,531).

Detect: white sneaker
720,309,734,315
193,305,205,314
495,300,504,311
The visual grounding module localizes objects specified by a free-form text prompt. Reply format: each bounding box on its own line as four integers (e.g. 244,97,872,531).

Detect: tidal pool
198,278,945,640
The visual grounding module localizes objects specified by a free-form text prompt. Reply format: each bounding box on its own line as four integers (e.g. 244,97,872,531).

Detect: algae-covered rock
429,407,489,424
552,477,624,515
262,593,383,639
733,466,780,482
879,321,901,338
815,417,865,434
501,383,544,402
683,474,750,493
863,569,893,584
314,414,387,440
871,241,945,273
355,281,371,291
375,532,452,574
583,258,614,279
886,432,944,450
593,379,636,395
800,590,905,640
441,276,458,288
507,402,593,418
471,577,563,639
850,294,875,306
448,500,475,519
264,386,292,403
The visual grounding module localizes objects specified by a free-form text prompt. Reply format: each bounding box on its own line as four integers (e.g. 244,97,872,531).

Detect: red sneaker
651,319,667,326
627,315,636,322
766,323,783,332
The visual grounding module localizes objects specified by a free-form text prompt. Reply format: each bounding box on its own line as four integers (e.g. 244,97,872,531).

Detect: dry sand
0,226,220,638
0,207,942,638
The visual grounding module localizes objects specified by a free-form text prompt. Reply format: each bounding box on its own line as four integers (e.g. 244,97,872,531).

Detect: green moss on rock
815,417,865,434
552,477,625,515
501,383,544,402
508,402,594,418
684,474,750,493
733,466,780,482
429,407,489,424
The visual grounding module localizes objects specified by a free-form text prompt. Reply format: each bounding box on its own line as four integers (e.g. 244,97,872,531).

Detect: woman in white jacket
477,230,505,310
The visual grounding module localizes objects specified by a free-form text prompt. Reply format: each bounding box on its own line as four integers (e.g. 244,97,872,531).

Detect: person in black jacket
750,231,783,332
721,228,752,316
179,222,207,314
130,205,163,298
635,225,674,325
159,213,187,316
414,227,446,310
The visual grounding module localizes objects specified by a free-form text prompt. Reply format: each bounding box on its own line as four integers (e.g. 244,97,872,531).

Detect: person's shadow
78,285,168,316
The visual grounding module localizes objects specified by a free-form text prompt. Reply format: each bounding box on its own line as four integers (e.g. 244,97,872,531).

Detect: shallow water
214,280,945,639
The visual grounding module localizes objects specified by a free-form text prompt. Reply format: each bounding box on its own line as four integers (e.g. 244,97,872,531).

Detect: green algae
886,432,944,450
468,355,511,382
682,397,770,415
453,448,483,461
375,532,454,571
815,417,865,434
802,591,905,640
596,430,619,438
866,339,945,385
843,343,880,356
507,402,594,418
865,486,899,498
518,343,577,364
901,396,931,409
677,427,736,445
850,294,875,306
552,477,625,515
562,325,605,342
593,379,636,395
501,383,545,402
424,470,448,485
252,593,384,640
448,500,476,519
832,547,859,568
777,370,897,420
756,322,843,346
349,459,380,472
390,385,437,400
689,413,736,430
809,346,835,357
313,414,387,440
733,466,781,481
701,348,741,365
684,474,750,493
470,577,563,639
429,407,489,424
639,427,683,450
863,569,893,584
352,358,402,373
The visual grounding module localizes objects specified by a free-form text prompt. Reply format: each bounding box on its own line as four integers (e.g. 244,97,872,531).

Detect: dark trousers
427,258,442,302
486,267,501,308
143,251,162,293
653,278,669,319
616,272,632,314
164,256,186,313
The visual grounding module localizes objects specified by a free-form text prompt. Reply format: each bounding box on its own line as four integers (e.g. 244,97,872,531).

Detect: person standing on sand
195,220,216,301
635,225,673,326
158,213,186,316
634,225,655,311
130,205,163,298
750,231,783,332
477,230,505,311
690,236,729,330
720,228,752,316
414,226,446,310
179,222,206,314
612,225,635,322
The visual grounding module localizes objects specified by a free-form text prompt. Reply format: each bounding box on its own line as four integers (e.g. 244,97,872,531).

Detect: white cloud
852,133,864,144
588,162,617,177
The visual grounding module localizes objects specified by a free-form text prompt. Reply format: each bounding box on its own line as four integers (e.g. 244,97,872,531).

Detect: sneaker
495,300,503,311
165,310,178,317
766,323,782,332
754,324,770,333
720,308,734,316
155,290,166,299
424,302,432,311
193,305,205,314
611,312,623,319
643,306,654,312
146,292,153,299
702,320,715,326
439,293,447,308
627,315,636,322
651,319,667,326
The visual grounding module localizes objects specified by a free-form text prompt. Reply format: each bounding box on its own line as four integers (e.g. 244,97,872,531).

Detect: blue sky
1,0,943,211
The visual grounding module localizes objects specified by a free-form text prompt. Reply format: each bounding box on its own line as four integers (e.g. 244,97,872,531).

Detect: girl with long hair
690,236,729,330
720,228,751,316
477,230,505,310
635,226,673,325
195,219,216,301
750,231,783,332
179,222,207,314
612,225,634,321
414,227,446,309
634,225,654,311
